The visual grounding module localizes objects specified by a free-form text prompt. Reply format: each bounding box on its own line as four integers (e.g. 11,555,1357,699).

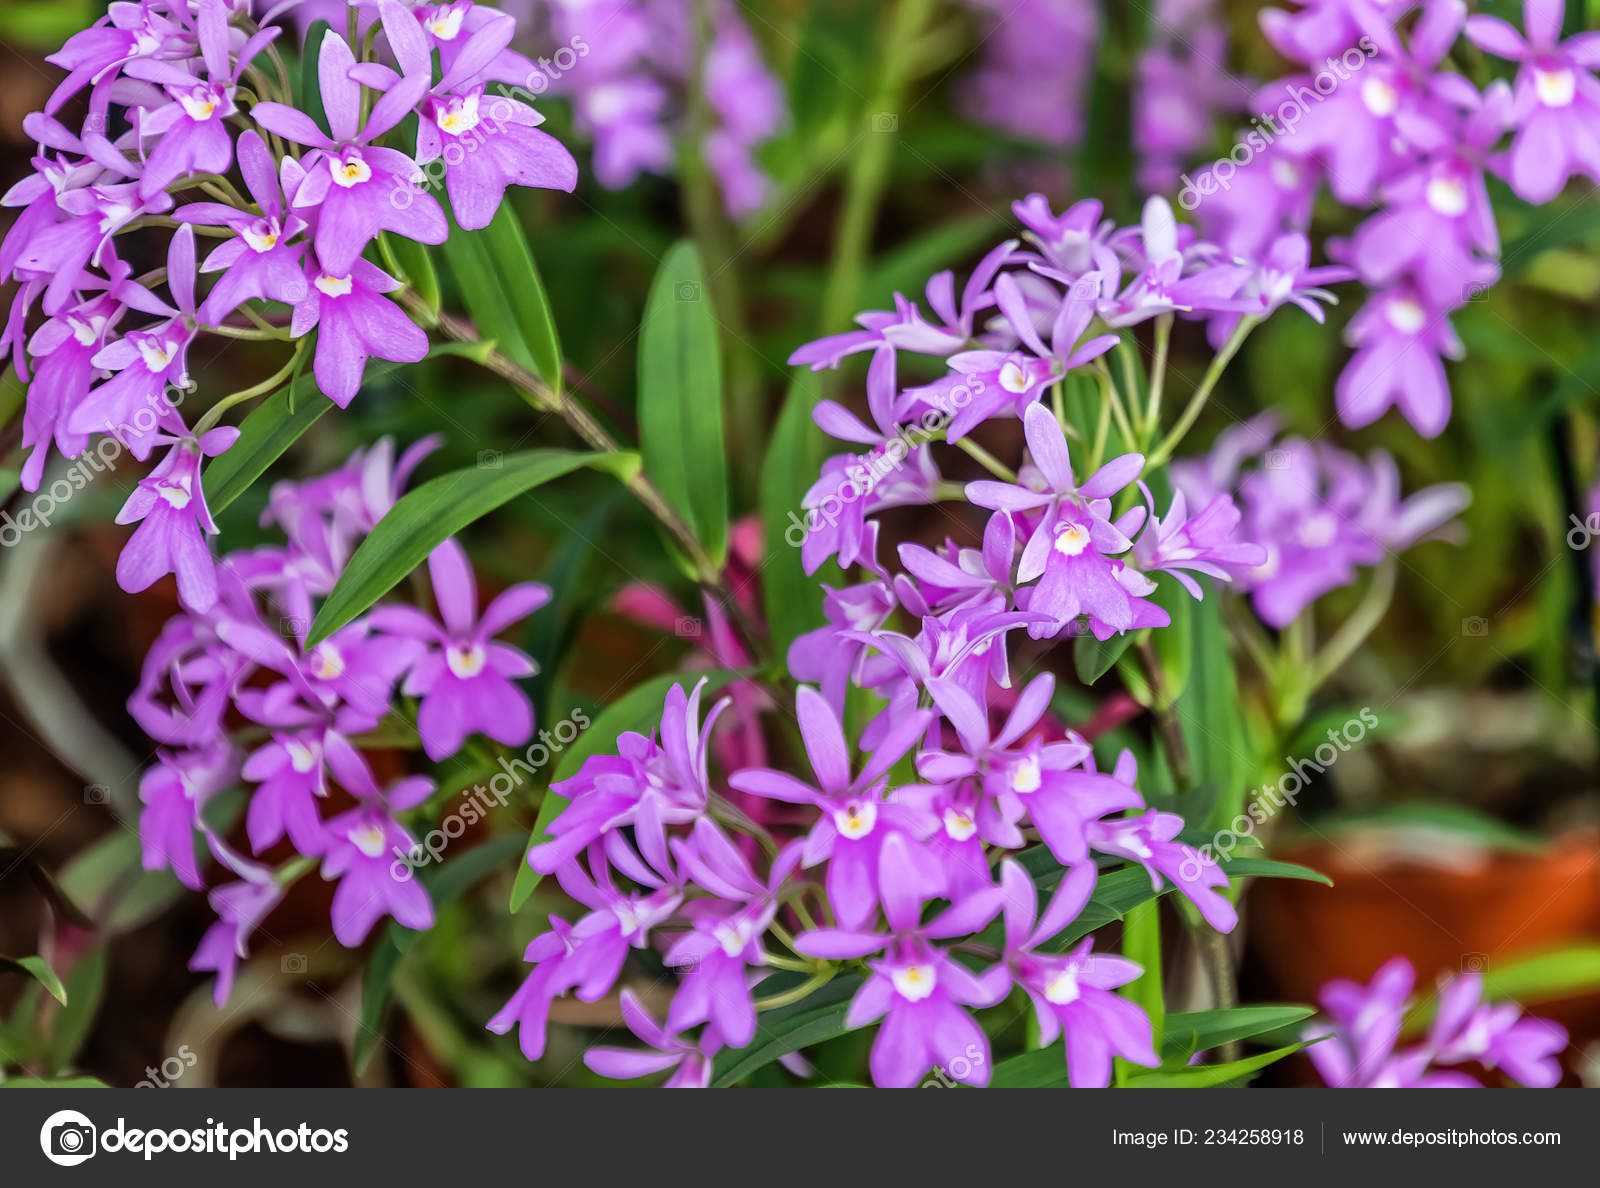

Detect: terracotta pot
1247,828,1600,1078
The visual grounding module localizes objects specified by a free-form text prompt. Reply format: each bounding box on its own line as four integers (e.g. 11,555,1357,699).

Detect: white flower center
286,740,316,773
426,6,465,39
1011,754,1042,794
999,359,1032,395
713,920,749,957
1054,521,1092,557
943,806,977,841
157,476,193,509
312,644,346,681
1044,969,1081,1004
1385,297,1425,335
137,336,175,372
177,86,223,121
70,315,103,346
351,823,387,858
833,800,878,840
329,152,372,189
241,219,280,253
1298,512,1337,549
315,273,354,298
436,93,482,137
1534,66,1576,108
1425,176,1468,217
892,963,938,1001
446,643,487,679
1360,77,1398,117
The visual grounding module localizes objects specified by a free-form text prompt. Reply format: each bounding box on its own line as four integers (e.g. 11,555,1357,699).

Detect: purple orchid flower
124,0,282,199
241,728,333,857
138,742,239,891
288,256,429,405
1094,197,1250,327
1131,488,1267,599
189,872,285,1007
67,226,201,459
728,687,937,929
794,834,1007,1087
966,403,1154,639
1335,285,1463,438
1466,0,1600,203
584,990,723,1088
114,426,239,613
528,678,726,877
995,860,1159,1086
252,27,445,273
373,1,577,230
175,131,309,322
319,767,435,946
367,539,548,761
662,822,803,1047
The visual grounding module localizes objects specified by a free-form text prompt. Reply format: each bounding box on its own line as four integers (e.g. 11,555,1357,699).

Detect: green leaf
509,668,750,913
0,956,67,1006
760,369,827,663
638,241,728,572
1219,855,1332,885
308,449,627,646
989,1006,1317,1087
381,231,441,321
1074,631,1134,685
1174,584,1251,831
710,975,862,1087
47,948,109,1074
204,372,336,515
57,831,185,936
480,204,562,387
1124,1040,1310,1087
0,1075,110,1088
354,833,525,1074
1159,1005,1315,1062
440,202,562,386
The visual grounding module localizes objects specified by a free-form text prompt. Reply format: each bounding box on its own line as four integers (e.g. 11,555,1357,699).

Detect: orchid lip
891,962,938,1001
833,800,878,839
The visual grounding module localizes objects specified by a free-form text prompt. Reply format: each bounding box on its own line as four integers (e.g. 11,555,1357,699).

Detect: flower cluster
487,193,1318,1089
131,438,552,1005
1187,0,1598,436
1171,414,1469,628
2,0,576,614
1307,956,1569,1087
525,0,783,218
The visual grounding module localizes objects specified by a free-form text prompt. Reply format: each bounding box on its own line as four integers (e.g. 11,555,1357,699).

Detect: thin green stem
755,967,836,1012
1143,313,1173,441
955,436,1017,483
1146,316,1258,469
194,344,303,435
1307,555,1397,691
